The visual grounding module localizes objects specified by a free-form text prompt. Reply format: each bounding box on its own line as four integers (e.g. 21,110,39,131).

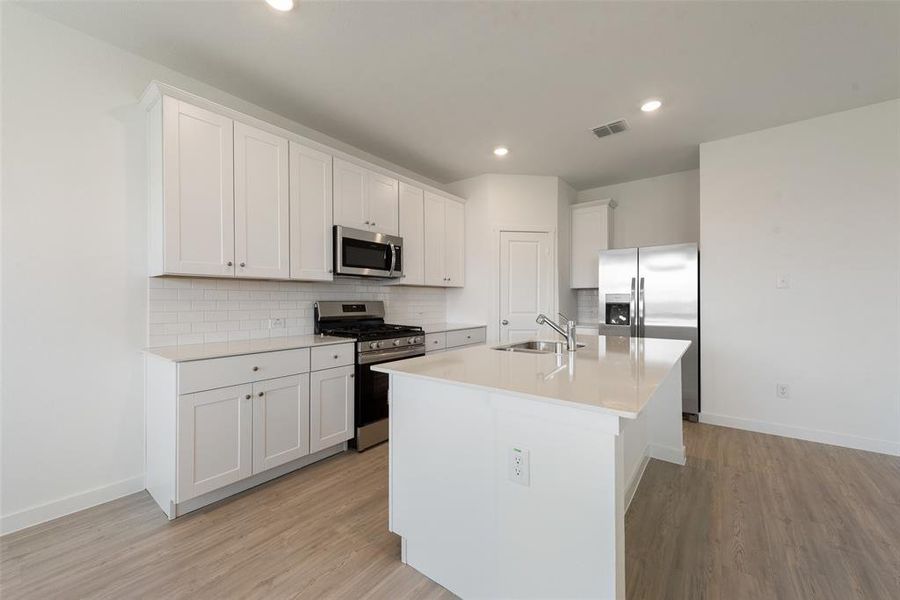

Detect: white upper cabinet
423,192,446,286
398,182,425,285
333,158,399,236
444,199,465,287
289,142,334,281
570,199,613,288
424,192,465,287
333,158,368,231
233,122,290,279
367,171,400,235
159,97,235,277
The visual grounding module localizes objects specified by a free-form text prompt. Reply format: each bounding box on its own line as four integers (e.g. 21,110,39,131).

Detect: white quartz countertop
145,334,352,362
415,322,486,334
373,335,691,418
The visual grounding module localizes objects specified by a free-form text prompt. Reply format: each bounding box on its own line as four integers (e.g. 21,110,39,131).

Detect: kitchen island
374,334,691,600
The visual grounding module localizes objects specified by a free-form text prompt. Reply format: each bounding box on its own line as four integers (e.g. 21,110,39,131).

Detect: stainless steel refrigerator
598,243,699,417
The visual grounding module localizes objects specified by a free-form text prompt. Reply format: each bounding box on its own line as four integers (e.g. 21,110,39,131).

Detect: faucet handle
558,311,574,324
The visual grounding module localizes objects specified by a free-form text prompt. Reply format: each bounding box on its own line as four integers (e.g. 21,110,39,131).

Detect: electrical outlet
508,447,530,486
268,318,285,329
776,274,790,289
776,383,790,399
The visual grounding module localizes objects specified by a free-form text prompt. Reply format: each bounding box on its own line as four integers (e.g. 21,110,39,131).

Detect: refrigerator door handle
629,277,637,337
638,277,645,337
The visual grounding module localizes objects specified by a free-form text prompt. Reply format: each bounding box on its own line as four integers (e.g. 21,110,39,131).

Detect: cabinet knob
466,335,471,339
333,354,339,359
349,373,354,378
226,261,233,267
252,366,259,372
244,394,251,399
258,392,264,397
501,319,509,325
371,222,376,226
327,269,333,273
239,262,246,267
364,220,370,225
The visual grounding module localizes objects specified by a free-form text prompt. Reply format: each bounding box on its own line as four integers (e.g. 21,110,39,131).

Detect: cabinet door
252,374,310,473
310,365,355,452
177,384,252,502
444,199,465,287
233,122,290,279
570,202,611,288
398,182,425,285
333,158,368,231
289,142,333,281
423,192,446,286
367,171,399,235
162,97,234,276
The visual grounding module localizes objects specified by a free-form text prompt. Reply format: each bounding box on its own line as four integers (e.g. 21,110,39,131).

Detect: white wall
577,169,699,249
0,5,450,534
699,99,900,455
557,179,578,322
446,174,568,343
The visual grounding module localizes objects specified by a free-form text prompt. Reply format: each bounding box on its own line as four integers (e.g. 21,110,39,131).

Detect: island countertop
373,334,690,418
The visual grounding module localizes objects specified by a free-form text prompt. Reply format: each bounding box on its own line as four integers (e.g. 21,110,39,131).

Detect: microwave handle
388,244,396,278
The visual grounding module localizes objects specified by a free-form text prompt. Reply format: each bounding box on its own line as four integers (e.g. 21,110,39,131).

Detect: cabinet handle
371,222,376,226
252,366,259,372
226,261,233,267
364,220,370,225
244,394,251,399
349,374,355,378
239,262,246,267
328,269,333,273
258,392,264,397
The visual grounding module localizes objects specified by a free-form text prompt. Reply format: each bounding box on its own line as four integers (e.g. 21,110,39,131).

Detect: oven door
354,345,424,450
334,226,403,278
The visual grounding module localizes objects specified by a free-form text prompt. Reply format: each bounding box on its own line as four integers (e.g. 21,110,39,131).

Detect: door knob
501,320,509,325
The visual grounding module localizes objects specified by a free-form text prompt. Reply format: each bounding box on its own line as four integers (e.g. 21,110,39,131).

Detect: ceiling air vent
592,119,630,139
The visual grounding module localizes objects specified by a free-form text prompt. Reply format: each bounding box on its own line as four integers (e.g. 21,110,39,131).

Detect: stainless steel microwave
334,226,403,279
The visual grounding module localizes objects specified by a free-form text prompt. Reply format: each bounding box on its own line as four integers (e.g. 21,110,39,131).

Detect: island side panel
389,374,625,600
646,360,686,465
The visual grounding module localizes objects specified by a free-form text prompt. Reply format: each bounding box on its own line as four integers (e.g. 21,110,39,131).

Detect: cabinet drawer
446,328,486,348
425,333,446,352
178,348,310,394
310,343,355,371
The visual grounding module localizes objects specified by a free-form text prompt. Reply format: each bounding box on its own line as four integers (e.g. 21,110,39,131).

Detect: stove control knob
369,341,379,350
393,339,401,347
415,336,423,344
407,337,416,345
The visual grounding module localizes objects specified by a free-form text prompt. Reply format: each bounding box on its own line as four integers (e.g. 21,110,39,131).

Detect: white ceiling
23,1,900,189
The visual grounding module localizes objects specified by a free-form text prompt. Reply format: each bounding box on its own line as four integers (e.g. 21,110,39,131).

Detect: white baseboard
1,475,145,536
699,412,900,457
624,454,650,511
648,443,687,466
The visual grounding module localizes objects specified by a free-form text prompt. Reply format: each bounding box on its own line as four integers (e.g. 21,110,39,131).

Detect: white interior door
499,231,553,344
233,122,289,279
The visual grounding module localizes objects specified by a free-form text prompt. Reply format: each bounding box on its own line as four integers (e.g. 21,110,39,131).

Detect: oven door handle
388,244,396,278
359,347,424,365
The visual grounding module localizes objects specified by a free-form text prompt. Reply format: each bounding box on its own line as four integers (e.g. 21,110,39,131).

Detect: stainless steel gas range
314,300,424,451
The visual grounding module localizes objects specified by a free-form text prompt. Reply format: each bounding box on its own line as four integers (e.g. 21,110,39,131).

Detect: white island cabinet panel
398,182,425,285
161,97,234,277
310,365,355,452
233,121,290,279
252,374,310,473
289,142,333,281
177,384,252,502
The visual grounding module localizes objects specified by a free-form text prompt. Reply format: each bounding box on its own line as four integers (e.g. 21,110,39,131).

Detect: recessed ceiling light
493,147,509,157
641,99,662,112
265,0,294,11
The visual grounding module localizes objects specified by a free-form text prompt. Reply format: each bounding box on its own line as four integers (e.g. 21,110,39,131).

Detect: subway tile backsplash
576,289,600,325
147,277,447,347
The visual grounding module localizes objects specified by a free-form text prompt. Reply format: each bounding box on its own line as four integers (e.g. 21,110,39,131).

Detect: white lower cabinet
310,365,355,453
252,374,310,473
177,384,253,502
146,342,355,518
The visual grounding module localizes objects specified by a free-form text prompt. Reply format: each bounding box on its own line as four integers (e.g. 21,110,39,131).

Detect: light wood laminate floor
2,423,899,599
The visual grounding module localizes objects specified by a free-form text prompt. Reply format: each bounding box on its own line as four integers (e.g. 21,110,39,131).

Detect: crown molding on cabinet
140,81,466,206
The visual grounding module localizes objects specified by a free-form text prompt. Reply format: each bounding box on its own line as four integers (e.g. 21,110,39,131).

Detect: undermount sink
493,340,586,354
